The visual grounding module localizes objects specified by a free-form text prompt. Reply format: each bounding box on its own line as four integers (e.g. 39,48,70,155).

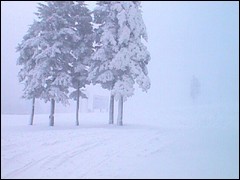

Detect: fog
1,2,239,178
1,1,239,114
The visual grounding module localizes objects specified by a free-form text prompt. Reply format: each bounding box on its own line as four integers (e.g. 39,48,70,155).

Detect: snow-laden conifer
90,1,151,125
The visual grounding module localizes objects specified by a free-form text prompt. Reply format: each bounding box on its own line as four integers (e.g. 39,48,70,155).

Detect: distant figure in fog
190,75,201,103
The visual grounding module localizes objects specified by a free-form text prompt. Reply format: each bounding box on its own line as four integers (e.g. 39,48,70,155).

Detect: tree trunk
49,98,55,126
76,83,80,126
30,97,35,125
117,96,123,126
109,94,114,124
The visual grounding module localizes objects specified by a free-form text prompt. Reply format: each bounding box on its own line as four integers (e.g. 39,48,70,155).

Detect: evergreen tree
90,1,151,125
89,1,117,124
17,1,91,126
35,1,81,126
68,2,93,126
17,20,43,125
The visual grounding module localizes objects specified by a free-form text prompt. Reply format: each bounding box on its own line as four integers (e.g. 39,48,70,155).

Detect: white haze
1,1,239,115
1,1,239,179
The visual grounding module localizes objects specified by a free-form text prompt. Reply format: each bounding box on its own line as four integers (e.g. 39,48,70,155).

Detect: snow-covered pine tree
30,1,84,126
90,1,151,125
17,20,43,125
89,1,118,124
68,2,93,126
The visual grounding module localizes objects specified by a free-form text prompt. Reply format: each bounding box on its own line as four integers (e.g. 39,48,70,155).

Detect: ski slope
1,105,239,178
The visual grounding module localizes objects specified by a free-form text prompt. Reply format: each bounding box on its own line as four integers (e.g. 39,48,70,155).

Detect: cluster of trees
17,1,151,126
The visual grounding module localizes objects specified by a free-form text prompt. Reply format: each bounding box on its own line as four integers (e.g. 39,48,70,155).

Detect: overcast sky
1,1,239,114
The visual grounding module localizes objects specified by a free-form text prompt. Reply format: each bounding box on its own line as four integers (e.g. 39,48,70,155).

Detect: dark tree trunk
109,94,114,124
76,82,80,126
49,98,55,126
117,96,123,126
30,97,35,125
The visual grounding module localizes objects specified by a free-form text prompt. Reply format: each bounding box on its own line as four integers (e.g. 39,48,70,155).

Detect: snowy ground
1,105,239,179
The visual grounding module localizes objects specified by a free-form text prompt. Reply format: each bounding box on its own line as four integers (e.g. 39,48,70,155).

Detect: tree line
17,1,151,126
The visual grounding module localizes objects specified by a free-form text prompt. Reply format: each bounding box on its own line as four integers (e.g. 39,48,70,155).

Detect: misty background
1,1,239,115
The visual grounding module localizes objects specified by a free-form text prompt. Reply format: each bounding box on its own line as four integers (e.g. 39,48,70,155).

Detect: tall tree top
90,1,151,101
